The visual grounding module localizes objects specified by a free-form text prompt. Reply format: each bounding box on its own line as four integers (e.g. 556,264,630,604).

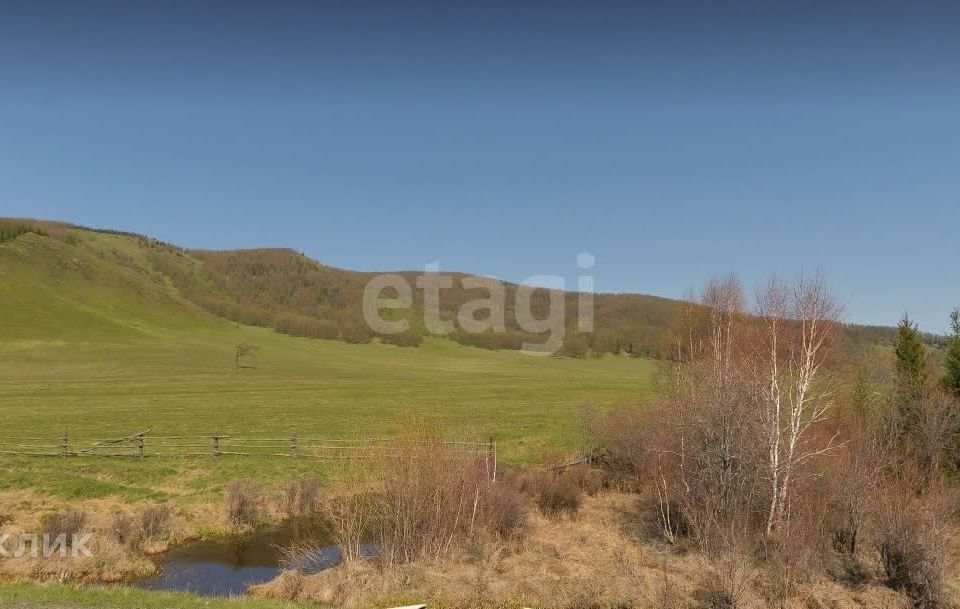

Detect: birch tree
755,274,841,534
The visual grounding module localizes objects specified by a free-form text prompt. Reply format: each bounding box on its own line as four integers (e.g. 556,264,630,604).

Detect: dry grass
254,489,954,609
110,511,136,545
285,478,322,518
139,504,173,540
40,510,87,547
227,481,264,529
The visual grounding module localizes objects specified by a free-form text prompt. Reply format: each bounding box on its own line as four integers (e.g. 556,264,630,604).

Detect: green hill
0,220,664,499
2,218,913,359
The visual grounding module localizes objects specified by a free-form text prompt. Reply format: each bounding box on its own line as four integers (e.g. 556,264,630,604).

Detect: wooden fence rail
0,432,497,471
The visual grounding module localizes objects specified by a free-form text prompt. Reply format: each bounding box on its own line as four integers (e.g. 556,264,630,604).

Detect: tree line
142,245,921,357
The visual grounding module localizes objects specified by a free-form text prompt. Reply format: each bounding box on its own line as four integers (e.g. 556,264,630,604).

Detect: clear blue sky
2,1,958,332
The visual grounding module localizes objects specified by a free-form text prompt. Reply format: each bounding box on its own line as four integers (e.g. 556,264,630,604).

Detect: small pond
135,518,376,597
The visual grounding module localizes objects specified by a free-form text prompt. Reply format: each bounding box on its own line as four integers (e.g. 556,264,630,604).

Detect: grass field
0,230,658,502
0,581,314,609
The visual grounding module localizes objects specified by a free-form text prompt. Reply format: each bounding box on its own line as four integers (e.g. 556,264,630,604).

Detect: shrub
875,487,948,609
563,465,606,496
285,478,322,518
371,427,527,566
380,328,423,347
341,322,373,344
322,492,375,563
478,479,528,539
140,504,173,539
525,470,583,518
110,511,136,545
586,404,651,486
228,481,264,528
42,510,87,547
697,550,749,609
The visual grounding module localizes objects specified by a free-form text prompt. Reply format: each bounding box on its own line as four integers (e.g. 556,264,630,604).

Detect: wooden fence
0,431,496,468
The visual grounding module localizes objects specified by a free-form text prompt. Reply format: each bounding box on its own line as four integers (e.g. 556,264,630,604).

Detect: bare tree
911,390,960,484
754,273,842,534
701,274,746,389
830,419,891,557
235,342,257,369
654,276,760,554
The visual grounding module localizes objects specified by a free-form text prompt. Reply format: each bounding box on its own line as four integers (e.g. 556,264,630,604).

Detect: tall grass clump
227,481,264,528
139,504,173,540
41,510,87,547
285,478,322,518
110,511,136,546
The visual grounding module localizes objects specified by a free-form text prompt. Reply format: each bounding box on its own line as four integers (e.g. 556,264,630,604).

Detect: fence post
290,432,298,458
212,434,221,457
60,432,68,458
136,433,145,459
487,436,497,481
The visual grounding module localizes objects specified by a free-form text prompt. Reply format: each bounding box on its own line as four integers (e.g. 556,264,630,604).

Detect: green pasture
0,231,658,501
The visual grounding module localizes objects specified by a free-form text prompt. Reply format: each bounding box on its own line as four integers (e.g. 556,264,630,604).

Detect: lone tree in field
893,313,928,427
944,309,960,398
235,343,257,369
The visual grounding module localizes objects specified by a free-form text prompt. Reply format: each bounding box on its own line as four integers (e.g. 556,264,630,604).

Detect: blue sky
1,1,958,332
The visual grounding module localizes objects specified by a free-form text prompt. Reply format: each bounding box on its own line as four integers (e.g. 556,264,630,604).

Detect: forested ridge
1,217,929,356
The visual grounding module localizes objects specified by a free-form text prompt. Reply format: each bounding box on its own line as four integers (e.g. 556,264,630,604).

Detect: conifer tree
895,313,928,387
893,313,928,429
944,308,960,398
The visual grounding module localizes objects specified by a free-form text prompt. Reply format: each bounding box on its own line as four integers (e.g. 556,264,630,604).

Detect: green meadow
0,230,658,501
0,581,315,609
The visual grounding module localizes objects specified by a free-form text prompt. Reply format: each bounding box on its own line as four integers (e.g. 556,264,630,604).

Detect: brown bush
228,481,264,528
696,550,750,609
477,478,528,539
875,486,949,609
110,511,136,545
140,504,172,540
563,465,606,496
323,492,375,563
285,478,322,518
758,501,829,606
370,428,527,566
42,510,87,547
587,404,650,484
523,470,583,519
380,328,423,347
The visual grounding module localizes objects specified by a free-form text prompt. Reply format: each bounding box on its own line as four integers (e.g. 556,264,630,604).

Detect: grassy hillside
0,224,658,500
148,244,681,355
2,218,916,357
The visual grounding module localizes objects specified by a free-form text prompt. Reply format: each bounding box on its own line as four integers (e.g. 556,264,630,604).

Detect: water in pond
135,518,376,597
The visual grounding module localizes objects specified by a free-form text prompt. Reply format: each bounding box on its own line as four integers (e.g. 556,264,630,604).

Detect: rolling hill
0,218,911,359
0,219,663,500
